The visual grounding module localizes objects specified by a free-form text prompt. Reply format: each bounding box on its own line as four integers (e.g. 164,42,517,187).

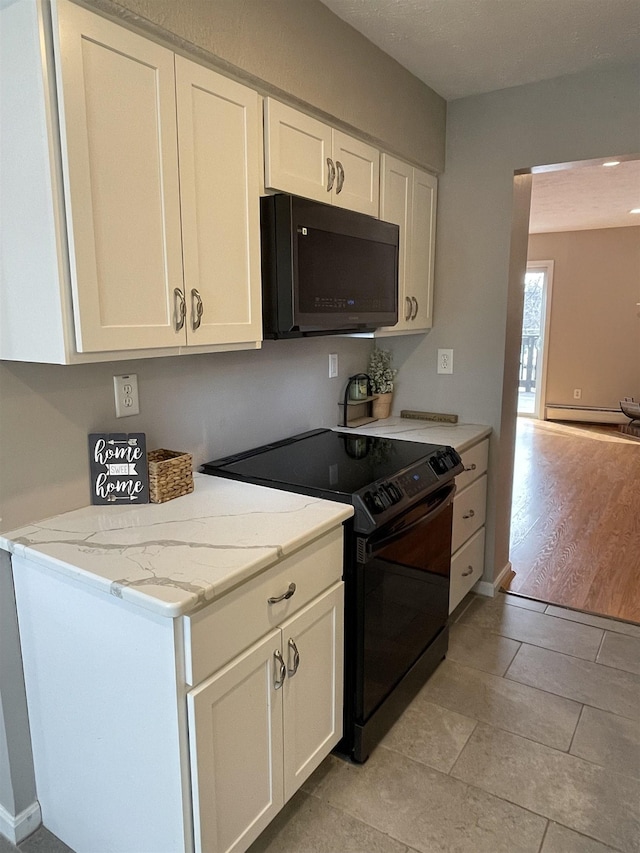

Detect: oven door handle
366,482,457,552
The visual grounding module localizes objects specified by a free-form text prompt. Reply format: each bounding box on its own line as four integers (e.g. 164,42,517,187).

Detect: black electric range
202,428,463,762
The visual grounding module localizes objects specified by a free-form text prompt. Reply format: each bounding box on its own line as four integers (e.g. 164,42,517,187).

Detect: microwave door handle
368,482,457,551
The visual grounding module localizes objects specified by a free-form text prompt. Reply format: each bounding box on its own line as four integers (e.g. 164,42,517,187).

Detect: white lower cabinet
188,583,344,853
449,438,490,613
12,527,344,853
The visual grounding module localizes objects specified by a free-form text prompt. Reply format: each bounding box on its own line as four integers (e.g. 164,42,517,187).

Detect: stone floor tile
307,751,546,853
545,605,640,638
459,595,604,659
502,593,547,611
597,631,640,675
419,658,581,751
451,724,640,853
248,790,411,853
506,643,640,720
570,705,640,780
18,829,73,853
0,836,16,853
379,697,476,772
541,822,624,853
448,622,521,675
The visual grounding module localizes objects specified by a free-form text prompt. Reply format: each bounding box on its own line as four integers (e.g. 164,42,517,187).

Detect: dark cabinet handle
287,638,300,676
462,509,476,520
327,158,336,192
174,288,186,332
461,565,474,577
464,463,477,472
191,288,203,331
273,650,286,689
404,296,412,321
268,582,296,604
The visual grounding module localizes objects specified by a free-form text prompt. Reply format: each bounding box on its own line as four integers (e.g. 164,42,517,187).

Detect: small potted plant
368,347,397,419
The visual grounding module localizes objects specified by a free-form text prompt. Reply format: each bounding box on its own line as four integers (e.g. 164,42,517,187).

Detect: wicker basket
147,449,194,503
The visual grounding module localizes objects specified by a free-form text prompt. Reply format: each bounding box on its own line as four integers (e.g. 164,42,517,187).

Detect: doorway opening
517,261,553,419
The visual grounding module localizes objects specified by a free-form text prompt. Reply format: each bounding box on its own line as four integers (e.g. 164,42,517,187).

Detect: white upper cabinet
54,0,184,352
175,56,262,348
377,154,438,335
0,0,262,363
264,98,379,217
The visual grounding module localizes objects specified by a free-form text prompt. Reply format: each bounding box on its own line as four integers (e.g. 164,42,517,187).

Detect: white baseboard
0,799,41,844
473,562,512,598
546,406,626,424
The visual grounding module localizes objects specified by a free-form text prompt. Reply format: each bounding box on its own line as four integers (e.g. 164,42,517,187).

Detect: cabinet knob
273,650,286,689
191,288,203,331
335,160,345,194
174,288,186,332
464,463,477,472
462,509,475,519
287,638,300,676
268,582,296,604
461,565,474,577
327,158,336,192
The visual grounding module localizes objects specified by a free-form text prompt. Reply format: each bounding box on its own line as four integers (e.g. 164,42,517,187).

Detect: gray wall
0,0,446,834
86,0,447,172
387,61,640,583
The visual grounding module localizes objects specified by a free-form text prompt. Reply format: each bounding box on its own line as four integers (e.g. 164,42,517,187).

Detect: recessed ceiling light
602,161,621,167
630,208,640,214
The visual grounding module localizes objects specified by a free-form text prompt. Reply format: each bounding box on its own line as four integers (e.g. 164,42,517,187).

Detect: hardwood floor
505,418,640,623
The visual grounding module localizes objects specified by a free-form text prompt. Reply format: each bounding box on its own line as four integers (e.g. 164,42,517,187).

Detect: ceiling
320,0,640,233
319,0,640,101
529,159,640,233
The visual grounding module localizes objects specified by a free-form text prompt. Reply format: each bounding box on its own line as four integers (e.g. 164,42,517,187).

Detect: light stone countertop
0,473,353,619
335,417,491,454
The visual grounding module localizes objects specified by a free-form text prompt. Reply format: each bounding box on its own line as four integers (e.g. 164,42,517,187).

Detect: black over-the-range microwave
260,193,399,338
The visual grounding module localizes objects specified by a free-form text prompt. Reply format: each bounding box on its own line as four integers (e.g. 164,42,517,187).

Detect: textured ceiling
320,0,640,232
320,0,640,101
530,160,640,233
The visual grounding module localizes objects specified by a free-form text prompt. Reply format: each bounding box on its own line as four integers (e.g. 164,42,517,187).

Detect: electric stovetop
201,428,444,498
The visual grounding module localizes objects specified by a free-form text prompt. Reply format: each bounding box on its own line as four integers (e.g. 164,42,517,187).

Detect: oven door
354,482,455,723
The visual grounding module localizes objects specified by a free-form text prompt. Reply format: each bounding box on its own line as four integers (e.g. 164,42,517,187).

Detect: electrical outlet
573,388,582,400
114,374,140,418
329,353,339,378
437,348,454,375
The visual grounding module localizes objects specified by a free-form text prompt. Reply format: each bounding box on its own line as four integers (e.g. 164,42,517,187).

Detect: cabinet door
264,98,332,203
53,0,184,352
408,168,437,330
379,155,412,332
332,131,380,216
176,57,262,347
280,582,344,802
187,630,284,853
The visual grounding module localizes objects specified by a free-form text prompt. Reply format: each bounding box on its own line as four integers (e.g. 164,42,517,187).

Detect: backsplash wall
0,337,370,532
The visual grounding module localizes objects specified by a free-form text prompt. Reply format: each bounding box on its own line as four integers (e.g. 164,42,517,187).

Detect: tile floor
3,593,639,853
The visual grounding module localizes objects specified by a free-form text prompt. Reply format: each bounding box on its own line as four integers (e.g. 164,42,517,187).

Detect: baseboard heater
545,404,627,424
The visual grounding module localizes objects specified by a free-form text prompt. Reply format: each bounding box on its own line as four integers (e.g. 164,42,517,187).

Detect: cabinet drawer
449,527,485,613
184,528,343,686
456,439,489,492
451,474,487,553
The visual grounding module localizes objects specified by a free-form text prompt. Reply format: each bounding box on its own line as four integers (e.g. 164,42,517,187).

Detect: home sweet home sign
88,433,149,505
